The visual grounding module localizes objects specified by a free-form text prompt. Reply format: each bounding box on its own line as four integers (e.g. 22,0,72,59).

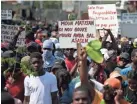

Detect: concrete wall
35,9,68,22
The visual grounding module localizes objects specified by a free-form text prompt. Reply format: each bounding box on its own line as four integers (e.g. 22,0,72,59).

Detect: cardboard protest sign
88,4,118,37
1,24,25,47
122,13,137,23
1,10,12,20
58,20,96,48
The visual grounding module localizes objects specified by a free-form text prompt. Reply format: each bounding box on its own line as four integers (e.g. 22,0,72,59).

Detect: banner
122,13,137,23
1,10,12,20
58,20,96,48
88,4,118,37
1,24,25,47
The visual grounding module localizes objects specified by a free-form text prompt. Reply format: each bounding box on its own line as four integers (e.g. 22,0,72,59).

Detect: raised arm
78,47,96,103
8,27,24,50
102,31,109,48
78,47,88,85
108,29,118,50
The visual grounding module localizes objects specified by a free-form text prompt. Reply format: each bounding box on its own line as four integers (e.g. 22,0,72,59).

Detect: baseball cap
120,52,129,60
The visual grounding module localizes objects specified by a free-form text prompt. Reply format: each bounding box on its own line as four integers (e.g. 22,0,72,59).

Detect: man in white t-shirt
23,52,58,104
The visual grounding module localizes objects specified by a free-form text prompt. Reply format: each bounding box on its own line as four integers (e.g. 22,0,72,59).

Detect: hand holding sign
103,29,112,35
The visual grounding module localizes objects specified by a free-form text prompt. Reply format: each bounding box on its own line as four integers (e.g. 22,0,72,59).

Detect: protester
51,59,70,97
53,66,71,97
102,29,118,51
42,39,56,72
23,52,58,104
50,31,59,43
26,42,42,54
1,75,22,104
25,31,35,45
4,63,25,102
72,85,92,104
123,70,137,103
81,47,104,104
101,29,118,76
101,78,130,104
88,60,107,84
41,30,51,41
115,52,131,72
54,43,65,60
35,30,43,46
120,49,137,78
64,48,78,76
120,37,134,56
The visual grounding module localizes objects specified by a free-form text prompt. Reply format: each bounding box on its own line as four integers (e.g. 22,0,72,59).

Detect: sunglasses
119,57,128,62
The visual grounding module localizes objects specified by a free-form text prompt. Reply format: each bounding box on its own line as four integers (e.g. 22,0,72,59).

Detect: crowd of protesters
1,20,137,104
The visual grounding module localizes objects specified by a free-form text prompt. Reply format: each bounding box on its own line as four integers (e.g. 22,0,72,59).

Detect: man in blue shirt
120,49,137,77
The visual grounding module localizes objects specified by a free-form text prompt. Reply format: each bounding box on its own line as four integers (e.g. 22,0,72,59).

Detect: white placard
58,20,96,48
88,4,118,37
1,24,25,47
122,13,137,23
1,10,12,20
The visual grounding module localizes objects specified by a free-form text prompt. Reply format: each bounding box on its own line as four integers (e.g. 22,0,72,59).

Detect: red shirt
35,39,43,46
6,73,26,102
65,58,76,72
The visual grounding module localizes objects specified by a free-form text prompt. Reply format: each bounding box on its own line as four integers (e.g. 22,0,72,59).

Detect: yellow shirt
92,90,103,104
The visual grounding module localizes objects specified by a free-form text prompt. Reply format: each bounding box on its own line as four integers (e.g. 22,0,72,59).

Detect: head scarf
42,39,55,69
